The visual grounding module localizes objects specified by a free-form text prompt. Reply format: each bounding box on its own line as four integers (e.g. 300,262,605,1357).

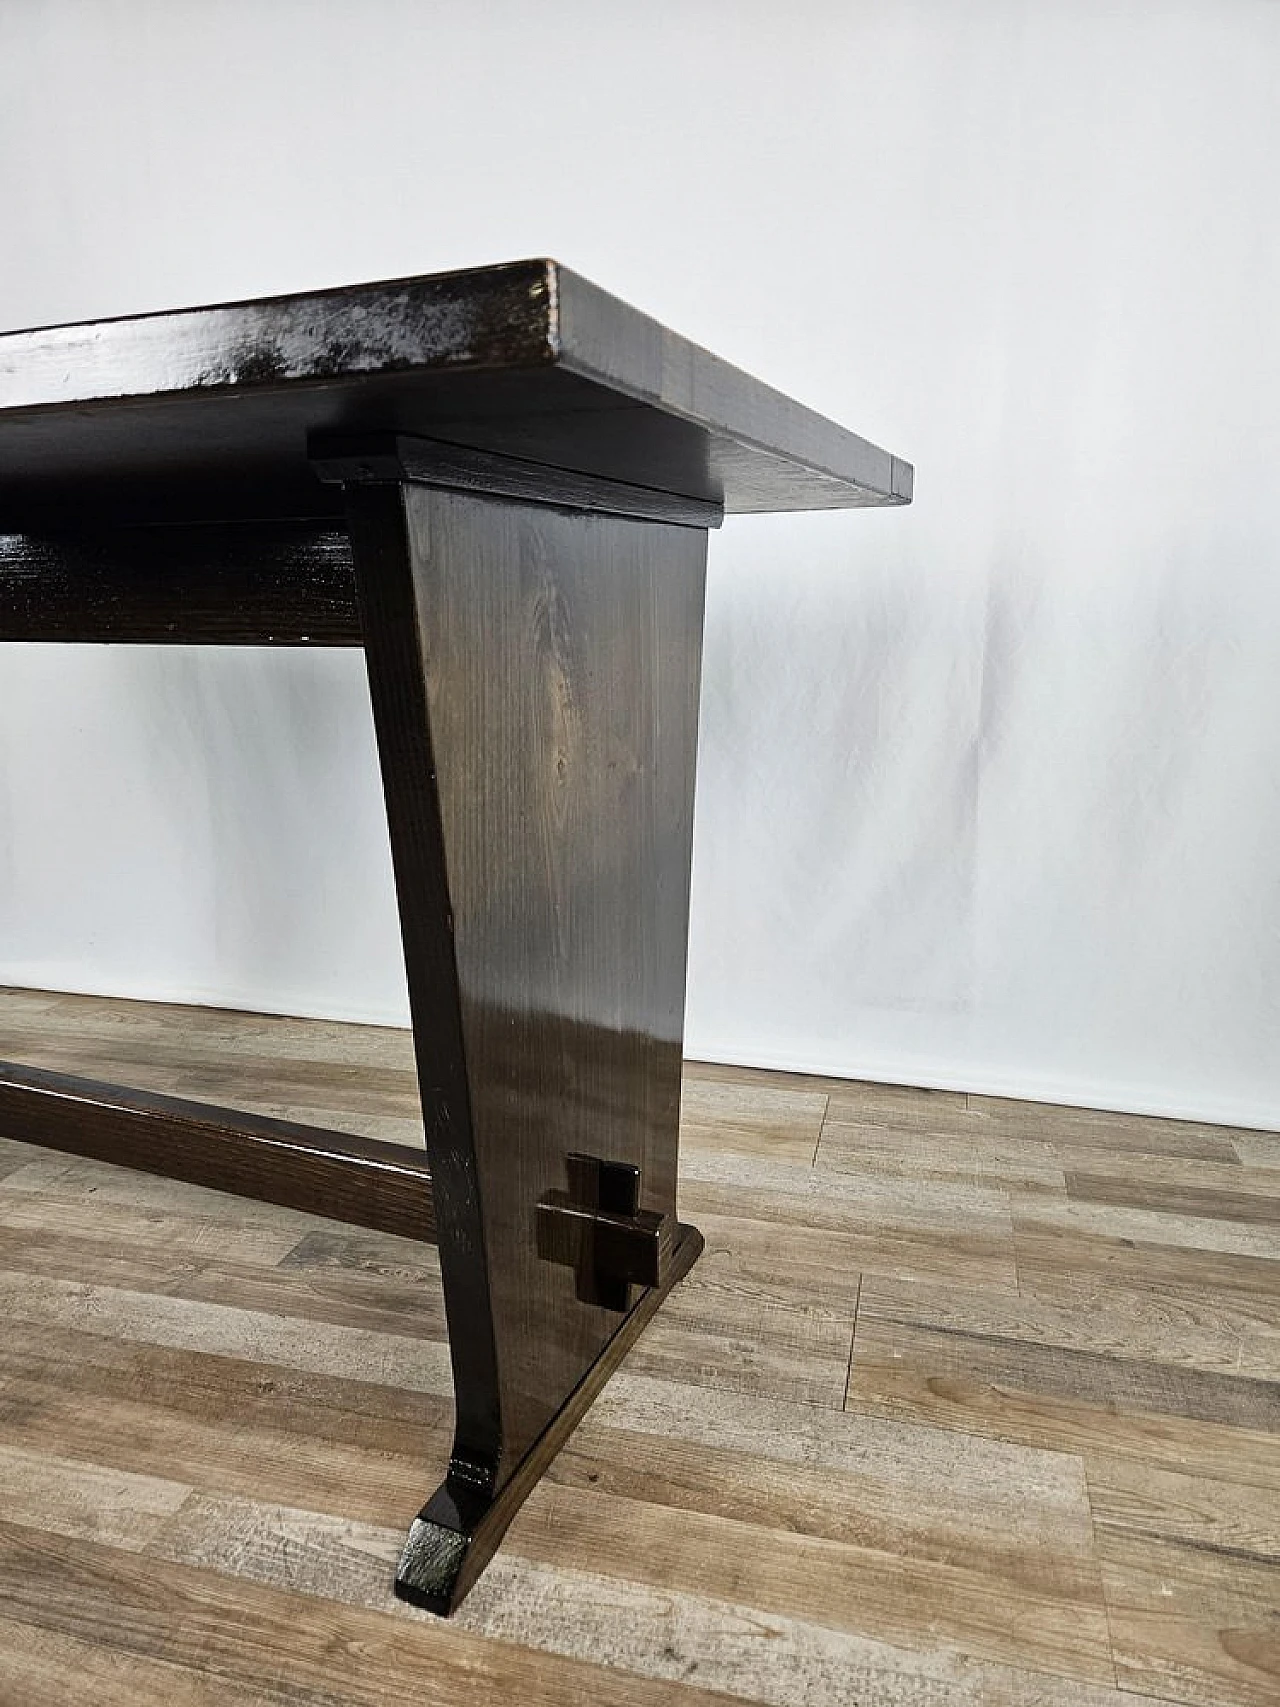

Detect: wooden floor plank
0,1268,454,1396
0,1615,303,1707
963,1093,1255,1160
0,1175,319,1266
682,1058,841,1100
0,1148,354,1240
543,1423,1098,1601
1233,1132,1280,1171
691,1207,1016,1300
0,1219,450,1343
0,1519,740,1707
1012,1215,1280,1303
685,1142,1016,1228
620,1280,854,1409
1,985,1277,1704
860,1272,1280,1382
1087,1457,1279,1706
0,990,428,1151
144,1492,1154,1707
592,1368,1090,1508
844,1339,1280,1488
501,1480,1116,1684
0,1024,425,1124
1013,1198,1279,1262
0,1440,190,1553
1051,1147,1270,1200
0,1319,450,1531
678,1077,827,1166
1085,1454,1278,1563
823,1079,971,1128
815,1116,1066,1193
1065,1169,1279,1228
1095,1530,1280,1707
849,1314,1280,1433
0,1136,45,1185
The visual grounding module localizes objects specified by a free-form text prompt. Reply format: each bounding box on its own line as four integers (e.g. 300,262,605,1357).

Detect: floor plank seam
1080,1457,1124,1693
808,1096,829,1167
841,1273,862,1411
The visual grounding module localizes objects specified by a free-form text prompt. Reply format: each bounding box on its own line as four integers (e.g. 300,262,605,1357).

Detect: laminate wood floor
0,986,1275,1706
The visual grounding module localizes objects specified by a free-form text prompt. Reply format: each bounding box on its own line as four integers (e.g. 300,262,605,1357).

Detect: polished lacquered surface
0,260,912,524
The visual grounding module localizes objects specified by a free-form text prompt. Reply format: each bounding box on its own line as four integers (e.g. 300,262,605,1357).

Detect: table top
0,259,912,527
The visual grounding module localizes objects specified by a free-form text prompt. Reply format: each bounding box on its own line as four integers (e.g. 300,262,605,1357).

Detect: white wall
2,0,1278,1128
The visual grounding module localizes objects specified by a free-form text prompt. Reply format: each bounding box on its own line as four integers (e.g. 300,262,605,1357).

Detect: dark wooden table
0,259,912,1614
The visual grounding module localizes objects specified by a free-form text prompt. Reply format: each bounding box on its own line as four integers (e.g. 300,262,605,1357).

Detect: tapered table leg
335,440,716,1613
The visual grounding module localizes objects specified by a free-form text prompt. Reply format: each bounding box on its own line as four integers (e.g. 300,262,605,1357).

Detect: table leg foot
394,1222,704,1616
394,1497,479,1617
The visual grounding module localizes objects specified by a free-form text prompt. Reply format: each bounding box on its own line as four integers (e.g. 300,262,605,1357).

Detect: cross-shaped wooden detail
535,1153,674,1311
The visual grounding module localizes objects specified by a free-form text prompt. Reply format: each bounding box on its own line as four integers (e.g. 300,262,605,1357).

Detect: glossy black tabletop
0,259,912,526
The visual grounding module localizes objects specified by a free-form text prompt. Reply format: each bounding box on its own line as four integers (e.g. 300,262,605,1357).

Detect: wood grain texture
0,521,359,643
0,986,426,1147
962,1092,1252,1161
352,482,707,1479
0,1519,742,1707
0,1616,298,1707
1233,1132,1280,1171
858,1272,1280,1381
679,1078,827,1167
1065,1167,1280,1227
1096,1532,1280,1707
850,1300,1279,1431
0,990,1274,1704
1085,1454,1279,1563
818,1115,1066,1192
0,1059,434,1240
